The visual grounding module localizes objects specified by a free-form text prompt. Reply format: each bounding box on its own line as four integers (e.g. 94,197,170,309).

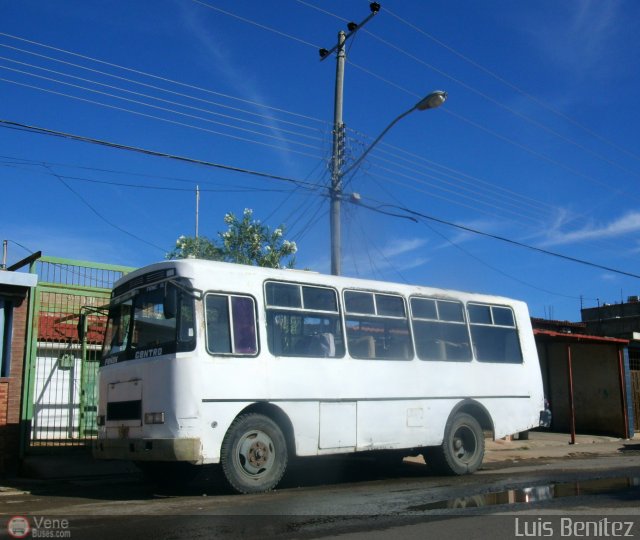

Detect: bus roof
114,259,527,308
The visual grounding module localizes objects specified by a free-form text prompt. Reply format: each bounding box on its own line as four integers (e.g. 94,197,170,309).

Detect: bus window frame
343,289,413,361
264,280,345,358
467,302,523,364
409,296,473,363
204,291,260,358
101,280,197,365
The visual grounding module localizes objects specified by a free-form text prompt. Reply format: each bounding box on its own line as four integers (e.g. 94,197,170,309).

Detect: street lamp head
415,90,447,111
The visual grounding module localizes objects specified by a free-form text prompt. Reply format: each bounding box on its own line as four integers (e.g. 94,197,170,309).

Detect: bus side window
468,303,522,363
206,295,232,354
231,296,258,354
265,282,344,358
410,298,472,362
344,291,413,361
205,294,257,356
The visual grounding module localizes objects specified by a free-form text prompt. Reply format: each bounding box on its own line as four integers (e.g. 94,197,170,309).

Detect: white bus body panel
96,260,545,464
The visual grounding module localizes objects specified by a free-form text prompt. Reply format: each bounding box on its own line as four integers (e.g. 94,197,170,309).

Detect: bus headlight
144,412,165,424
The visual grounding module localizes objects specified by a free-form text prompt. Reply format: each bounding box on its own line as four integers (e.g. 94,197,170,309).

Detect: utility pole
320,2,380,276
195,184,200,257
1,240,7,270
329,31,346,276
195,184,200,239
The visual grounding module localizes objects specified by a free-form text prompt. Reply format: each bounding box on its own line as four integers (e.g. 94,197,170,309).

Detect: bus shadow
278,454,437,490
621,443,640,452
5,454,440,501
178,453,440,495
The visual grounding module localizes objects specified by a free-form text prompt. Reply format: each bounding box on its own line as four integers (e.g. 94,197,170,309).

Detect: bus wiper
167,278,203,300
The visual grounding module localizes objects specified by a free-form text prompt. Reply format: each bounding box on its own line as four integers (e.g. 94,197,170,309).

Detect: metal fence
22,256,134,451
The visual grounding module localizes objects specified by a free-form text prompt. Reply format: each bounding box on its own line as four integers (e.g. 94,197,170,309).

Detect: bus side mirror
164,286,178,319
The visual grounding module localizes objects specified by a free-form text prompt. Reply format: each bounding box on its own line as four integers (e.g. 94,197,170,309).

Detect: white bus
94,259,549,493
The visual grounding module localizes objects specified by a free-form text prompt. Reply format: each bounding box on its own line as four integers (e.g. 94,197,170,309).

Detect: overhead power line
354,197,640,280
292,1,640,213
0,64,324,147
0,52,325,136
296,1,640,180
366,173,586,300
381,4,640,166
360,27,640,181
4,117,638,283
43,164,167,253
2,22,631,244
0,120,327,254
345,60,638,205
0,153,296,187
191,0,321,49
348,131,556,219
0,77,324,160
0,33,327,125
0,162,312,194
0,119,325,191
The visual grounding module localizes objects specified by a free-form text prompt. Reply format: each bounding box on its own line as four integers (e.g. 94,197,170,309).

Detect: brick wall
0,286,29,474
0,381,8,423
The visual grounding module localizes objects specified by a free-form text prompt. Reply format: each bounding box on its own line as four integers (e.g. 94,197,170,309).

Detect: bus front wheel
426,412,484,475
220,413,288,494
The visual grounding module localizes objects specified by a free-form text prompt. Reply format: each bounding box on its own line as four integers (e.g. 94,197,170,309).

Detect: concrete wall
537,341,626,437
581,302,640,338
582,302,640,321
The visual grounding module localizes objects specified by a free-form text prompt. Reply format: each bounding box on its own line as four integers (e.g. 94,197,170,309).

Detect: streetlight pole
329,31,346,276
321,3,380,276
327,90,447,275
341,91,448,180
320,6,447,277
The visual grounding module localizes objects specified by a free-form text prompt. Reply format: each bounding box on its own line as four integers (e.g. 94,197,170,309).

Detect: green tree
166,235,222,260
167,209,297,268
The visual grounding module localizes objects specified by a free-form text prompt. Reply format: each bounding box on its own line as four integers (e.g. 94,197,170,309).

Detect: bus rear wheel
426,412,484,475
220,413,288,494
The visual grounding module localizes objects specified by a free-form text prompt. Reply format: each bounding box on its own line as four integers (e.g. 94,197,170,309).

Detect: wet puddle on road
408,476,640,511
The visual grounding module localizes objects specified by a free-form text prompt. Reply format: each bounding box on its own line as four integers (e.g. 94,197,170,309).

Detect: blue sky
2,0,640,321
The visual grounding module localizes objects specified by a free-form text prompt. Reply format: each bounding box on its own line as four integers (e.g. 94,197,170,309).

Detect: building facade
532,318,633,438
0,270,37,473
581,299,640,432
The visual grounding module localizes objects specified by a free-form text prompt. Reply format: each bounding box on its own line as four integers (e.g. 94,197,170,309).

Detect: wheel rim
451,424,478,465
235,429,276,479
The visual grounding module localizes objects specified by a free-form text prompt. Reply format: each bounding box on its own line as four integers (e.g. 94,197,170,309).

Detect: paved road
2,453,640,539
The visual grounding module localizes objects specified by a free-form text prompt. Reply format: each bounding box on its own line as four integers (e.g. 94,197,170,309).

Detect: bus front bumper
93,437,202,462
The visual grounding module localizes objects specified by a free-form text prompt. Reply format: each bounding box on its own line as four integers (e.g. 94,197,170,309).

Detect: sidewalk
9,431,640,481
484,430,637,463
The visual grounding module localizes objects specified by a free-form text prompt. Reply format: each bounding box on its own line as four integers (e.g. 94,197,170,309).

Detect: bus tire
220,413,288,494
426,412,484,475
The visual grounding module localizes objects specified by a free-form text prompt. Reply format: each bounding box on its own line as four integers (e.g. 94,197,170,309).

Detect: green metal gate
21,256,134,453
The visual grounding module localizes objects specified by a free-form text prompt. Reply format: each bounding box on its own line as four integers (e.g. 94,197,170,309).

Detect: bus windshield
102,281,196,364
